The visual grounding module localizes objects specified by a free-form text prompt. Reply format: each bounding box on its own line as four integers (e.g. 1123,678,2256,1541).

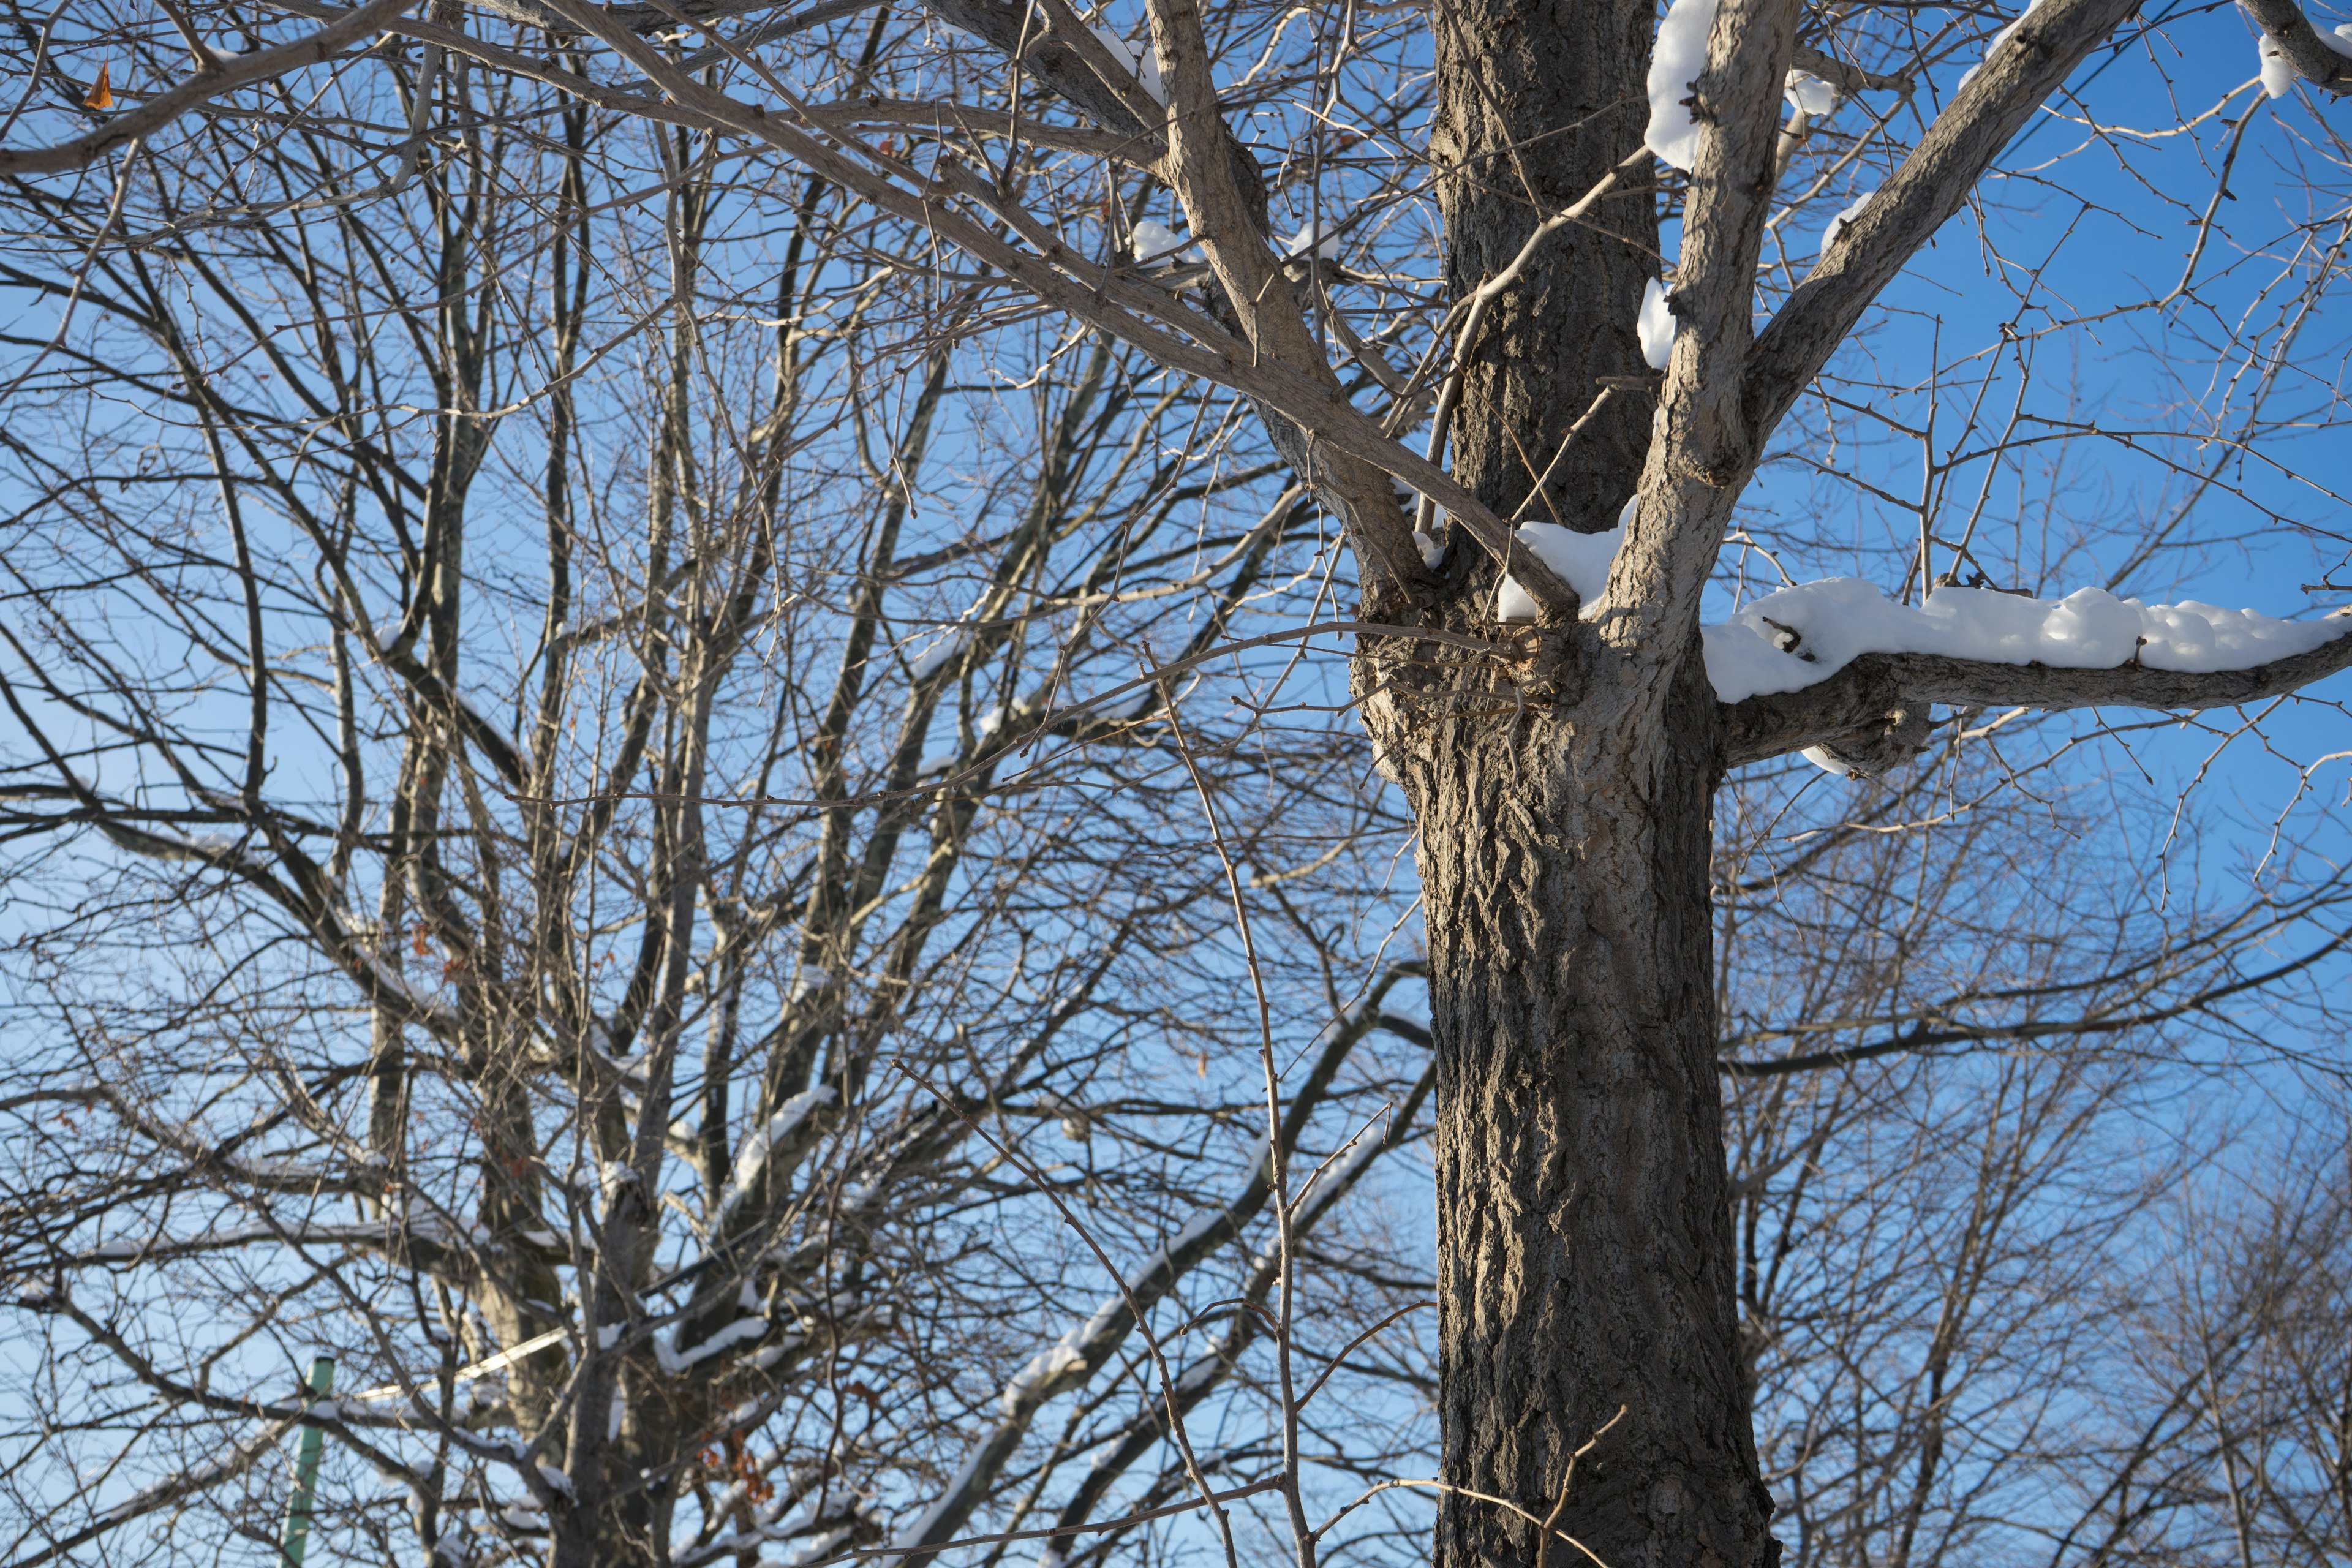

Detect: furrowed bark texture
1430,0,1655,532
1366,647,1768,1568
1363,1,1780,1565
1460,675,1751,1568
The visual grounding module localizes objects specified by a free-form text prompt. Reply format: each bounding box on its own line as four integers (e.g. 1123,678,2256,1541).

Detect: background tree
2,0,2350,1563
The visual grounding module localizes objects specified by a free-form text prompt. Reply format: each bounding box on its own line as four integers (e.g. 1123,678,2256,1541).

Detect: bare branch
0,0,416,175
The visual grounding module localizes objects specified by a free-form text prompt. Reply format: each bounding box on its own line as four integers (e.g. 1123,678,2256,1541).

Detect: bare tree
2,0,2350,1562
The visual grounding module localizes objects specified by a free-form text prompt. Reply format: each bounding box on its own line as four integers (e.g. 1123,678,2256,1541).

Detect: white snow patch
998,1290,1134,1416
1785,69,1837,116
1645,0,1720,170
1283,219,1341,261
1495,497,1636,623
2260,31,2296,94
907,630,967,680
1822,189,1875,249
722,1087,836,1213
788,1526,858,1567
656,1316,769,1375
1131,218,1200,265
1166,1205,1224,1257
1638,279,1678,369
1959,0,2046,88
1801,745,1856,778
2248,21,2345,99
1088,24,1166,102
891,1441,995,1547
751,1332,807,1371
1702,581,2348,704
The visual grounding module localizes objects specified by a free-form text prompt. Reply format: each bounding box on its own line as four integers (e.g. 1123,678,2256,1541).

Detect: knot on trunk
1504,611,1580,707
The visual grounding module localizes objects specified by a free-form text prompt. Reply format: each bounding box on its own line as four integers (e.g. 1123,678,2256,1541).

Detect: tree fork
1384,0,1782,1564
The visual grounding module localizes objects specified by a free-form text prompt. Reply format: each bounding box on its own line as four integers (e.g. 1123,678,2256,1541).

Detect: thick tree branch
521,0,1565,608
2241,0,2352,95
1140,0,1452,600
1721,621,2352,766
1602,0,1798,664
1742,0,2147,442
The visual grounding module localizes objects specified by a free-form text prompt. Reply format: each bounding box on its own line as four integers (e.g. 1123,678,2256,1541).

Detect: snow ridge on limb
2241,0,2352,95
1706,581,2348,703
1602,0,1797,665
1645,0,1723,170
1720,606,2352,770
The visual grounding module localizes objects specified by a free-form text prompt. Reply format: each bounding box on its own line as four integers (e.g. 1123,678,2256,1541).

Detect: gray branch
1742,0,2145,448
2241,0,2352,95
1721,621,2352,767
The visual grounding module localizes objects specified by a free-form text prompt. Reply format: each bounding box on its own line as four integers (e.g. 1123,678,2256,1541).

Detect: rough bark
1358,1,1782,1565
1361,635,1772,1568
1429,0,1656,534
1722,630,2352,767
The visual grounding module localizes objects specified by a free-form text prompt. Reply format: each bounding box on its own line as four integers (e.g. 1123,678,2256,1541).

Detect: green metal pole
280,1355,335,1567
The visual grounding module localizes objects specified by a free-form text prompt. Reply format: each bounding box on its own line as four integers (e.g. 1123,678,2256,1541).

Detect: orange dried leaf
83,62,113,110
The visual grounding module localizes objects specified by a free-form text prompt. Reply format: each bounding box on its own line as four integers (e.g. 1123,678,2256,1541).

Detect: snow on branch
1706,579,2347,704
1721,586,2352,769
2242,0,2352,96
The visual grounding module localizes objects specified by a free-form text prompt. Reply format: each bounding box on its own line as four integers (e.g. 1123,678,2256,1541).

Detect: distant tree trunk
1359,2,1781,1565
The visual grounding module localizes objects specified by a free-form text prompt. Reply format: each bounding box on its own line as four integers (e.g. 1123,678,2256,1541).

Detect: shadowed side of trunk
1430,0,1658,533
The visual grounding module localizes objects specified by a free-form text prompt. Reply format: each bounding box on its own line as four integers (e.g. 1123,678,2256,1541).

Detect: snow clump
1644,0,1719,170
1496,497,1637,622
1822,189,1875,249
1129,218,1199,265
1785,70,1838,116
1283,219,1341,261
2259,22,2352,96
1485,510,2348,700
1638,279,1678,369
1958,0,2047,88
1088,24,1165,103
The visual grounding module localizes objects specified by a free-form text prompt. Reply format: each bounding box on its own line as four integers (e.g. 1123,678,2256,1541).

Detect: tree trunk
1368,652,1773,1568
1359,2,1781,1564
1428,0,1656,532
